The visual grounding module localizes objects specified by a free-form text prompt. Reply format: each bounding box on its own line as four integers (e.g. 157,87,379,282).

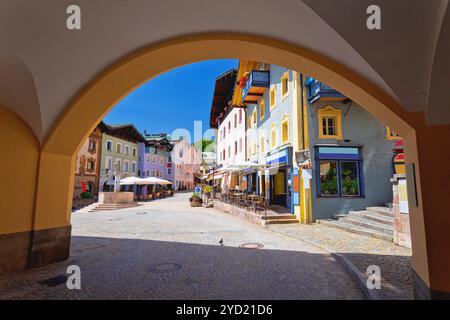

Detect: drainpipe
300,73,305,150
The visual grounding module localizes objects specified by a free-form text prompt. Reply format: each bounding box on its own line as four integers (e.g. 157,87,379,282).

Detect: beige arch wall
0,106,40,272
3,33,444,296
0,106,39,234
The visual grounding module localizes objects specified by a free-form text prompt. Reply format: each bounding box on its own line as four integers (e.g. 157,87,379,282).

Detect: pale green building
99,123,145,191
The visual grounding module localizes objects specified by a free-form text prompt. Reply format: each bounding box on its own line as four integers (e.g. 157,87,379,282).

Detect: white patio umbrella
154,177,172,185
119,176,146,185
142,177,172,185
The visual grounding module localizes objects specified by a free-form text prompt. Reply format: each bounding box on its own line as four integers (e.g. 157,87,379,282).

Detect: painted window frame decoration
281,71,290,100
318,106,343,140
259,99,265,121
88,139,96,153
270,123,277,149
87,158,95,171
260,135,265,155
116,142,122,154
270,86,276,111
386,126,402,140
252,108,257,127
281,114,290,144
315,146,365,198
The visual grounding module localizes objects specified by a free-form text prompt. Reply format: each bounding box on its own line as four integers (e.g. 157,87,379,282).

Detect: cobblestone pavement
0,193,363,300
268,224,413,299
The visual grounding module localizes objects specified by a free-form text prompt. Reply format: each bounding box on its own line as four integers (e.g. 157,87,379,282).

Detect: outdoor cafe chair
238,194,250,211
253,196,268,216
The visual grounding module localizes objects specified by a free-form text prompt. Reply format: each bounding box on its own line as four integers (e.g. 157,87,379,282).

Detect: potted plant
189,193,203,207
80,191,92,199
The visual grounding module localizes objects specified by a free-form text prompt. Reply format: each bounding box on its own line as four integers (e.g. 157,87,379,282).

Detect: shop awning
223,162,263,172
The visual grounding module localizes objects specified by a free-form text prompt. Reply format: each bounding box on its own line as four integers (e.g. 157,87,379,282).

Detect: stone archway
4,33,450,299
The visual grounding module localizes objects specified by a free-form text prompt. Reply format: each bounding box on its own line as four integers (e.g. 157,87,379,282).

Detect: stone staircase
89,203,141,212
262,214,299,225
72,202,99,214
318,206,394,241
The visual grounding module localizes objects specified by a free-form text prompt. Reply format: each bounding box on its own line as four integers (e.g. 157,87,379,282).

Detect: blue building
241,64,295,213
304,77,397,220
231,60,397,221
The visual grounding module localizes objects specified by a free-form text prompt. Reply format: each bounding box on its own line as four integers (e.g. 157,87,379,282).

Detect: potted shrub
80,191,92,199
189,193,203,207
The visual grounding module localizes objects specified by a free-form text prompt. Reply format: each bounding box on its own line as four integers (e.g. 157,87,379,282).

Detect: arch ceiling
0,0,449,143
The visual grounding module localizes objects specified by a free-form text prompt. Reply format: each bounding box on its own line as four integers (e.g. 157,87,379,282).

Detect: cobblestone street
0,193,364,300
268,224,413,299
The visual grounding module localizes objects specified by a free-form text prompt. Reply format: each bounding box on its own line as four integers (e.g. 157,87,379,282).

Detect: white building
216,107,246,167
209,69,247,191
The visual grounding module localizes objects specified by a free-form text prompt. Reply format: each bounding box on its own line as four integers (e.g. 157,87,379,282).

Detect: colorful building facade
171,136,202,191
139,133,174,183
304,77,397,220
210,69,247,191
72,122,107,208
244,64,295,211
99,124,145,191
221,60,397,221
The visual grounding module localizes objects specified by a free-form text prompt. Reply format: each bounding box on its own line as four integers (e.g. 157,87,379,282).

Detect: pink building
171,137,202,191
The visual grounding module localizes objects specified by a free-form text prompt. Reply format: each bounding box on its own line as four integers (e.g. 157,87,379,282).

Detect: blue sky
104,59,239,140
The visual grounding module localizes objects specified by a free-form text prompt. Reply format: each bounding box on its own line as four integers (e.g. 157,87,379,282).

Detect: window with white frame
106,156,112,170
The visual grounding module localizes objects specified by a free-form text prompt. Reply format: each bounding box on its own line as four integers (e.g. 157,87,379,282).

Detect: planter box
189,198,203,207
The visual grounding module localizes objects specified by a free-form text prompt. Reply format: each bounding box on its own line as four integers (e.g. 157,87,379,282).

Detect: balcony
241,70,270,104
306,77,346,104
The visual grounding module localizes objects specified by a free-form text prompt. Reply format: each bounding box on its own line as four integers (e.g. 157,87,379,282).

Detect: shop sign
266,148,289,166
293,167,300,206
295,149,311,168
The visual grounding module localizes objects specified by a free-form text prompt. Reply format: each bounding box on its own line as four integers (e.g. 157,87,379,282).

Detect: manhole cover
136,212,148,215
239,243,264,249
149,263,182,273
